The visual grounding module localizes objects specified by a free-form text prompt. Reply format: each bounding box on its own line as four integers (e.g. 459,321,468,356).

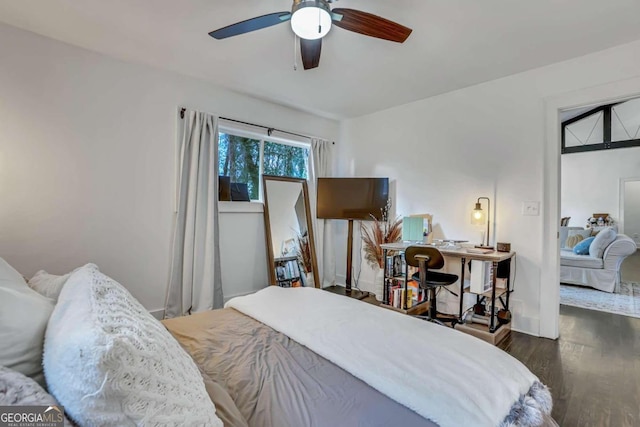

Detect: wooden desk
380,242,516,332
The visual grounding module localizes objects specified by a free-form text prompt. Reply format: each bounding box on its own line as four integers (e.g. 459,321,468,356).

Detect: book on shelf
385,254,407,278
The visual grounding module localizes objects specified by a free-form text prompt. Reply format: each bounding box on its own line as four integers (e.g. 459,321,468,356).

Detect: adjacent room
2,1,640,426
559,98,640,318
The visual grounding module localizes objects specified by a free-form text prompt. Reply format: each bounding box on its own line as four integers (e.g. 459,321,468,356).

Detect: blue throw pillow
573,236,595,255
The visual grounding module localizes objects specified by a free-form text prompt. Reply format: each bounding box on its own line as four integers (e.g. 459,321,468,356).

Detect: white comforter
226,287,539,427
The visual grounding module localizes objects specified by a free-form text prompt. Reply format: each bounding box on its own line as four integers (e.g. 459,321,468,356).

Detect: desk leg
458,257,466,322
490,261,498,332
505,256,512,310
382,249,389,305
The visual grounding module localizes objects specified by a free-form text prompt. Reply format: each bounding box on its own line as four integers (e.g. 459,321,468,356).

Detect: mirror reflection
263,175,319,288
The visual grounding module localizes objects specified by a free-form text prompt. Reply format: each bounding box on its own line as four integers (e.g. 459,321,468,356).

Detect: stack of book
386,280,426,309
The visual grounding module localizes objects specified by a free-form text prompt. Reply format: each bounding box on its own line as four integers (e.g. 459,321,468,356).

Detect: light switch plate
522,201,540,216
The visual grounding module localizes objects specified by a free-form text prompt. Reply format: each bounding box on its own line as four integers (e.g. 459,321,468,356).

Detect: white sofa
560,228,636,293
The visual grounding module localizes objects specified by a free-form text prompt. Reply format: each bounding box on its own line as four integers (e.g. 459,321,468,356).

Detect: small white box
470,260,494,294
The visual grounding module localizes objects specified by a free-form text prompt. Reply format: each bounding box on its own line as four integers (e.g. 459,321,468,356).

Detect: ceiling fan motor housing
291,0,333,40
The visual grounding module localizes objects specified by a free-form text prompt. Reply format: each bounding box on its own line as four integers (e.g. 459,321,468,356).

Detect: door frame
620,177,640,238
541,76,640,339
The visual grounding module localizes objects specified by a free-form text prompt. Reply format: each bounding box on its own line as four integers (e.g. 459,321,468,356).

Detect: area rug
560,282,640,318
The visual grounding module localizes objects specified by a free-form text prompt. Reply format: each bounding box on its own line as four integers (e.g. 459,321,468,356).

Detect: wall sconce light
471,197,492,248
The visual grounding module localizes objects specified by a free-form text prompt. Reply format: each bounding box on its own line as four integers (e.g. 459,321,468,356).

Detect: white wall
0,23,338,311
338,38,640,335
561,147,640,228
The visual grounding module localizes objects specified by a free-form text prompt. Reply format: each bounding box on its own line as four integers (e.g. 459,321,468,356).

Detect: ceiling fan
209,0,412,70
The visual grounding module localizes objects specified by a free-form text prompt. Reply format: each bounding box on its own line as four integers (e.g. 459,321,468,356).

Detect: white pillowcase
0,257,54,388
28,270,72,301
44,264,223,427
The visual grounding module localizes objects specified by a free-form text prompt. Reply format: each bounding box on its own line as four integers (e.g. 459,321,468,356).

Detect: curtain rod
179,107,333,143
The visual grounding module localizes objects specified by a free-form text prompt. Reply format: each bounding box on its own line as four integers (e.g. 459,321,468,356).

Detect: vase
374,268,385,301
306,273,315,288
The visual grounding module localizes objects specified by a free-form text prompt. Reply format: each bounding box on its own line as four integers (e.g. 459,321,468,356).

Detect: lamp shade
291,0,332,40
471,202,485,225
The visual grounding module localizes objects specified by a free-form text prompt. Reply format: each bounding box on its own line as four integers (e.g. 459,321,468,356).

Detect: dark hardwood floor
499,305,640,427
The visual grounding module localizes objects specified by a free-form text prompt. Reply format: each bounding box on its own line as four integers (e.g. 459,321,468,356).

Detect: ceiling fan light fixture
291,0,332,40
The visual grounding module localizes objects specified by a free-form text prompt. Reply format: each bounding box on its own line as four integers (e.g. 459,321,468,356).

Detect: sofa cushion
573,237,595,255
560,250,604,269
44,264,223,427
589,227,617,258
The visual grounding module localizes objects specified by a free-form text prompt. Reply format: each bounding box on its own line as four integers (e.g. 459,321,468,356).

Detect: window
218,128,309,201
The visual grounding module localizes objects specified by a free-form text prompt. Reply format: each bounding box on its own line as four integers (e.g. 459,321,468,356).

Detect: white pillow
0,257,54,387
44,264,223,427
0,256,28,288
28,270,72,301
589,227,617,258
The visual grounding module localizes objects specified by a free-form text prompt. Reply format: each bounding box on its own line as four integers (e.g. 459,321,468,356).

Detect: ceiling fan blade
300,38,322,70
331,8,412,43
209,12,291,40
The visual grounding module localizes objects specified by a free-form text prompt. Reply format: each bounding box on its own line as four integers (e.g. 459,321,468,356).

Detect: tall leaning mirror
263,175,320,288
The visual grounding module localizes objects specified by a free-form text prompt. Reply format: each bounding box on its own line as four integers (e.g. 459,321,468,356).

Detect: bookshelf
380,250,430,315
273,255,303,287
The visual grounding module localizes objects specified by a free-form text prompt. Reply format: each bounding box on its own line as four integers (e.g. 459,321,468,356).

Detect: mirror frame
262,175,320,288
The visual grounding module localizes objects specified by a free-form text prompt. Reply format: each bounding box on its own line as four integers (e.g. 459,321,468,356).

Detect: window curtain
165,109,223,318
308,138,336,288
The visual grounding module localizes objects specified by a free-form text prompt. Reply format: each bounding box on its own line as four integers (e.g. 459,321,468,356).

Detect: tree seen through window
218,132,309,200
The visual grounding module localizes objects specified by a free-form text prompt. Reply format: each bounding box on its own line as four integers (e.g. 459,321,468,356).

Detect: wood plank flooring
499,305,640,427
621,249,640,282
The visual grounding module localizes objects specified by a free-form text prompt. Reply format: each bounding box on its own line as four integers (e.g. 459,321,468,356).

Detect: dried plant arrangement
361,200,403,269
296,232,312,273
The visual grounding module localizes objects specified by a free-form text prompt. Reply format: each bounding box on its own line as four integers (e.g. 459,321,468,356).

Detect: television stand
323,219,371,301
324,285,370,300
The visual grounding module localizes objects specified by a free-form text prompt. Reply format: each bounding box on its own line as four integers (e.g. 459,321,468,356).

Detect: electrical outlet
633,233,639,239
522,201,540,216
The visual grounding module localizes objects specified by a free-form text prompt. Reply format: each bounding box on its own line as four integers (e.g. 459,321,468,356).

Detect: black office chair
405,246,459,325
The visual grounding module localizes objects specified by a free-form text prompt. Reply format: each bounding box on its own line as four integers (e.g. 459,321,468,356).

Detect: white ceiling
2,0,640,119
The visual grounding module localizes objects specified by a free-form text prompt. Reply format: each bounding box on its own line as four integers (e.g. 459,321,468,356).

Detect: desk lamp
471,197,493,249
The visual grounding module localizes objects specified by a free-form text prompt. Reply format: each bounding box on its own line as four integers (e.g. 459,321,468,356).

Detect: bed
162,287,557,427
2,256,556,426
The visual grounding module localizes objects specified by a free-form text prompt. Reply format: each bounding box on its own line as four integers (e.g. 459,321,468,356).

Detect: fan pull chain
293,34,298,71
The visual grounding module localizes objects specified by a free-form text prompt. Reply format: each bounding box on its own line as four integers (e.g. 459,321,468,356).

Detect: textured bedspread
163,308,435,427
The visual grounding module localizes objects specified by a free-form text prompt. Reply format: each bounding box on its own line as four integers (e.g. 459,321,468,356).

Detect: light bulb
291,3,332,40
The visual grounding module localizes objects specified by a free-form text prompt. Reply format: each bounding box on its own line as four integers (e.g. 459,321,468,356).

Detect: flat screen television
316,177,389,220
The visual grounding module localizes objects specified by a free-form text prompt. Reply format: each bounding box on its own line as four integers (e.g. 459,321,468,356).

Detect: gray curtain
165,109,223,318
308,138,336,288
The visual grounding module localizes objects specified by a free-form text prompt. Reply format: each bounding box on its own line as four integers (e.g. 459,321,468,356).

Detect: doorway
542,77,640,339
556,99,640,319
